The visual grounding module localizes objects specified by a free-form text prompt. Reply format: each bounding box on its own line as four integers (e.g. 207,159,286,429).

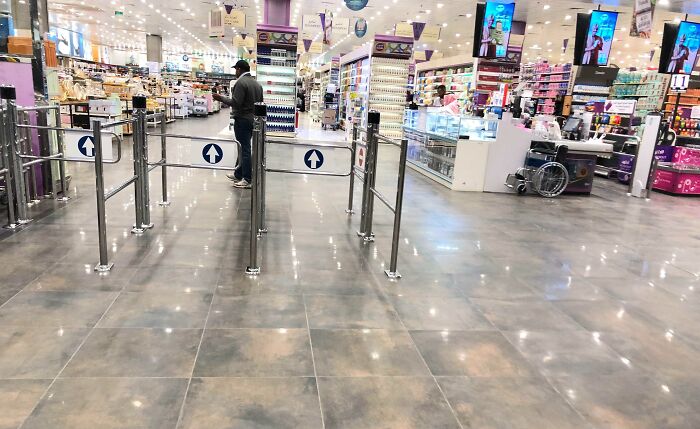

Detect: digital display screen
580,10,618,66
478,2,515,58
665,21,700,75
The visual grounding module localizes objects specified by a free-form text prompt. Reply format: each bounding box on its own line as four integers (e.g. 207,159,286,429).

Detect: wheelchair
506,142,570,198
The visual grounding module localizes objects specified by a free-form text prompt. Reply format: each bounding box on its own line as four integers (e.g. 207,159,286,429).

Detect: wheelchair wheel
517,183,527,195
533,162,569,198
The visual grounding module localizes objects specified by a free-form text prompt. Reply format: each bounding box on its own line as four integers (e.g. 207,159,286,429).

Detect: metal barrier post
385,138,408,279
360,111,380,242
259,117,267,233
53,106,69,201
1,87,30,224
92,119,113,272
346,123,358,214
20,111,39,204
131,97,146,235
246,103,266,275
0,101,18,228
157,112,170,206
134,97,153,229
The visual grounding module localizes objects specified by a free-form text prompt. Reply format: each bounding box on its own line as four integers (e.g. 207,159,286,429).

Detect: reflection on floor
1,111,700,428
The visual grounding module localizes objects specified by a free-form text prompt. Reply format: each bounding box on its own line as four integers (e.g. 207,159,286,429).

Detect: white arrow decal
206,145,219,163
83,137,95,157
308,150,321,169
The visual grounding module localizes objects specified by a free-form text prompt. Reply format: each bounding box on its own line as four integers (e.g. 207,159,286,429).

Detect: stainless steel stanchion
157,112,170,206
259,115,267,234
131,97,146,235
53,106,69,201
360,111,380,242
1,86,30,224
0,102,18,229
346,123,358,214
92,119,113,272
134,98,153,229
385,138,409,279
246,103,265,275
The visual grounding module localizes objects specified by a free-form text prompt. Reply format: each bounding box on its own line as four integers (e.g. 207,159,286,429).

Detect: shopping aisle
1,112,700,428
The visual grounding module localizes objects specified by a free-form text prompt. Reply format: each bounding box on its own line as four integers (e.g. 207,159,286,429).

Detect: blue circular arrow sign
78,135,96,157
202,143,223,164
304,149,324,170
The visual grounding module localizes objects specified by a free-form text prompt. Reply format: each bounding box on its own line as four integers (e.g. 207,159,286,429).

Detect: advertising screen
476,1,515,58
579,10,618,66
664,21,700,74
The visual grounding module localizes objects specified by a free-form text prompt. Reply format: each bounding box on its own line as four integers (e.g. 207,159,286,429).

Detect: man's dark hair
234,60,251,72
437,84,447,91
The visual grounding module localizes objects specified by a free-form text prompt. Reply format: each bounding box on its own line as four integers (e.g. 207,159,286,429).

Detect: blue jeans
233,117,253,182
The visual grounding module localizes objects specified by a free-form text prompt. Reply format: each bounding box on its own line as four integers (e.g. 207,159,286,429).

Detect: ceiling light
466,13,473,18
565,15,572,20
543,4,550,10
442,23,447,27
437,3,443,8
527,24,533,29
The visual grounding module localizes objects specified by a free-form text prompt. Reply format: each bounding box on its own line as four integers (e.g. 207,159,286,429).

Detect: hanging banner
310,41,323,54
223,9,246,28
414,50,426,61
333,17,350,36
323,11,333,45
355,18,368,38
630,0,655,39
395,22,413,38
303,39,312,52
209,8,225,38
419,25,441,43
649,49,655,62
562,38,569,53
344,0,369,11
302,14,323,39
412,22,426,41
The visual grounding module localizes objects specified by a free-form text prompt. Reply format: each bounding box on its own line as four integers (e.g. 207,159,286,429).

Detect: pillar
264,0,291,27
146,34,162,63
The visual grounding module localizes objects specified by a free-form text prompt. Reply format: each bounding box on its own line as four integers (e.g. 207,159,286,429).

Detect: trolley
506,142,570,198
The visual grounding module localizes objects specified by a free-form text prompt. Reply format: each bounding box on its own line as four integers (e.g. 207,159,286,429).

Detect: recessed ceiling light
543,4,550,10
565,15,571,20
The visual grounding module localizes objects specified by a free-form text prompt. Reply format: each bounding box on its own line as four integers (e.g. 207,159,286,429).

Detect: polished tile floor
1,111,700,428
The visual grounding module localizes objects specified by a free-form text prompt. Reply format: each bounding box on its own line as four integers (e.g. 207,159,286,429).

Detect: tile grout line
302,294,327,429
16,286,125,429
174,188,244,428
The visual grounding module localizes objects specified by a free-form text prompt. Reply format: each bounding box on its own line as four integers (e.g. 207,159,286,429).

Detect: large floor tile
410,330,535,377
318,377,461,429
98,292,212,328
207,294,307,328
27,264,136,292
310,329,429,376
389,296,494,331
0,291,118,327
193,328,313,377
438,376,590,429
472,299,584,331
305,295,403,329
550,375,700,429
126,266,220,293
21,377,187,429
61,328,201,377
0,326,88,378
0,379,51,429
178,377,323,429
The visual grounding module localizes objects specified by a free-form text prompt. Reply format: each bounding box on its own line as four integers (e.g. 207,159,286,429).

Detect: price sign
671,74,690,92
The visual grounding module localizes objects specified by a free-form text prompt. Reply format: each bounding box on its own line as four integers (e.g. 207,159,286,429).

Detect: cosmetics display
339,57,370,130
611,71,668,116
256,25,299,136
415,62,474,113
369,57,411,138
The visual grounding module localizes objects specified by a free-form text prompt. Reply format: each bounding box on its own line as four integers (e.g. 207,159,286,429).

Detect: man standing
213,60,263,189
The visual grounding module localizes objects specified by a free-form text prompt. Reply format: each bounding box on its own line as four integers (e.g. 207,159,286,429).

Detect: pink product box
654,170,700,194
672,147,700,166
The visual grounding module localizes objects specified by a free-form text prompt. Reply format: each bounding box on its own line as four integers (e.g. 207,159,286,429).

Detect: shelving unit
256,24,299,136
664,87,700,138
570,66,618,113
611,71,668,117
414,57,474,111
339,47,370,130
519,62,573,115
473,58,519,108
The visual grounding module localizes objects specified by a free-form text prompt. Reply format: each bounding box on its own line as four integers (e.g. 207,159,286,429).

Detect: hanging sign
630,0,655,39
223,9,246,28
333,18,350,36
562,38,569,53
309,41,323,54
354,18,368,38
395,22,413,38
302,14,323,39
412,22,426,40
344,0,369,11
419,25,441,43
414,50,426,61
209,8,225,38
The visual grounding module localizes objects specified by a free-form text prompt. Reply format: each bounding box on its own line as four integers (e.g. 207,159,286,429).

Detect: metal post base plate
17,218,32,225
362,235,375,243
345,209,355,214
258,228,268,234
131,226,146,235
384,270,402,279
141,223,155,230
56,196,71,202
94,263,114,272
3,223,20,230
245,267,261,276
157,201,171,207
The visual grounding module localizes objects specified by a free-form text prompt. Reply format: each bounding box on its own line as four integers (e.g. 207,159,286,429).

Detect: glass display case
403,109,498,184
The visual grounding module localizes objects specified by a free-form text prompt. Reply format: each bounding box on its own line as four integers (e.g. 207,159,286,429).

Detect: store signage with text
395,22,413,38
223,9,246,28
419,25,441,43
604,99,637,115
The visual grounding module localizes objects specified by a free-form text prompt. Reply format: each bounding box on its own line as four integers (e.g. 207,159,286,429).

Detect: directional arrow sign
65,132,113,161
304,149,324,169
202,143,224,164
78,135,95,157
